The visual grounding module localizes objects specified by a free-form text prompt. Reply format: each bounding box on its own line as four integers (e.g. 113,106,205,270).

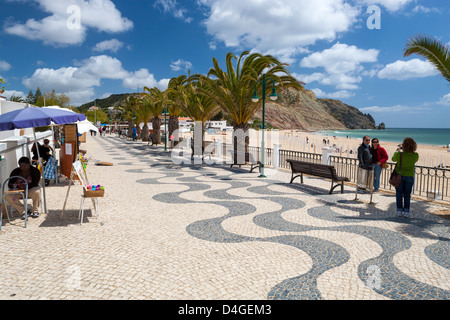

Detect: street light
252,73,278,178
162,106,170,151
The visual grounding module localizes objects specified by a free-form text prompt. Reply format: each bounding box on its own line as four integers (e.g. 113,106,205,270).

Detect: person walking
392,137,419,218
370,138,389,193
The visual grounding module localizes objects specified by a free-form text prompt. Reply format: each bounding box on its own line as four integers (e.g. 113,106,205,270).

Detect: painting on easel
73,160,88,189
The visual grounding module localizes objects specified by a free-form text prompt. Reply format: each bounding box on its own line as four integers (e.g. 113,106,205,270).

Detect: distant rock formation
253,87,376,130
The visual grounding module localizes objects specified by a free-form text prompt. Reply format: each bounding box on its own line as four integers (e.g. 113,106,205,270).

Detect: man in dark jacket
357,136,373,169
5,157,41,219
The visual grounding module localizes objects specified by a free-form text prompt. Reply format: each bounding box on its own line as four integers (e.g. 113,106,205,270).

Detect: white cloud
75,55,129,80
170,59,193,72
4,0,133,47
299,42,379,90
0,60,12,72
355,0,414,12
411,5,441,14
359,104,430,114
154,0,192,23
312,88,356,100
123,69,170,91
93,39,124,53
438,93,450,106
377,59,438,80
22,55,169,105
3,90,26,99
198,0,359,63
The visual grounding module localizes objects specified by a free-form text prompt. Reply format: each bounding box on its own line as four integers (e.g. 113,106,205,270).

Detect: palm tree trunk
232,123,249,154
136,125,141,140
169,115,180,146
128,119,133,137
152,117,162,145
142,124,149,141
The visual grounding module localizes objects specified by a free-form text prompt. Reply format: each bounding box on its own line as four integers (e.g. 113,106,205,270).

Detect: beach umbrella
44,105,98,134
0,104,86,216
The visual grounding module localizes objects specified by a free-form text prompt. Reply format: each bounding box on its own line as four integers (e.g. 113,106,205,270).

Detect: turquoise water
316,128,450,147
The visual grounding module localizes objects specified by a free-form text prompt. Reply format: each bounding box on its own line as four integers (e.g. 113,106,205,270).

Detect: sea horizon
315,128,450,147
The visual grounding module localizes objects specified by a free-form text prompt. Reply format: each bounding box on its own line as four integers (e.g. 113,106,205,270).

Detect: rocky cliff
253,87,376,130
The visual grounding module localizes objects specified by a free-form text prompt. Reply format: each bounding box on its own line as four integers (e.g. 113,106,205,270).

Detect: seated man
4,157,41,219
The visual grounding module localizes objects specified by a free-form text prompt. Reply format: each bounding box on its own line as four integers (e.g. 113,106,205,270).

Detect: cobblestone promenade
0,135,448,300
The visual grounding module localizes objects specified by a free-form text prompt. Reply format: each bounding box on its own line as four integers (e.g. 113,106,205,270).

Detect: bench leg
290,173,303,184
329,182,344,194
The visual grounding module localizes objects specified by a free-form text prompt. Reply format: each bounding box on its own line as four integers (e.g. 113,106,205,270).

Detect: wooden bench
286,159,349,194
229,150,261,173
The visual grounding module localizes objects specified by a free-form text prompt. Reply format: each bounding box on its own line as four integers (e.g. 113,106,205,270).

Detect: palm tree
137,96,154,142
179,76,219,145
9,95,25,102
165,75,188,142
120,94,140,135
142,86,165,145
404,34,450,83
198,51,302,151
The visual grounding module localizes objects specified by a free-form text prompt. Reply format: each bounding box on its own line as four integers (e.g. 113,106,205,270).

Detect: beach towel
44,156,58,180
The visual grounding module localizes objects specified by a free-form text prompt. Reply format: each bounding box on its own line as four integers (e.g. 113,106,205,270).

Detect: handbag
389,153,402,188
381,162,389,169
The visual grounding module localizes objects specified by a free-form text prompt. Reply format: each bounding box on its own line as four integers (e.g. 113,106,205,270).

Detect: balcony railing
217,142,449,203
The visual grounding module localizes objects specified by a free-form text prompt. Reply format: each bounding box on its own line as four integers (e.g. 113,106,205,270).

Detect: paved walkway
0,135,449,300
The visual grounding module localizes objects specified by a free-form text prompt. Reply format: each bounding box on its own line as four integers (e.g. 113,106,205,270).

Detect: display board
63,124,78,162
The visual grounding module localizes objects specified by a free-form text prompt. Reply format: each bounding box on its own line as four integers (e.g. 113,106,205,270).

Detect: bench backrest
287,160,337,179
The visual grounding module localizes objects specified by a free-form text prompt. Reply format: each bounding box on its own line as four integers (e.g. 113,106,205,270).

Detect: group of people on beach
357,135,419,218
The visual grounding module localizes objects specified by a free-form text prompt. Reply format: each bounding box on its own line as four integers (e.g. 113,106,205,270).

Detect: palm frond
404,34,450,83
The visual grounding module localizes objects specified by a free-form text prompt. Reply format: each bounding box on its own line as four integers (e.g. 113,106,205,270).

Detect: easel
61,160,101,223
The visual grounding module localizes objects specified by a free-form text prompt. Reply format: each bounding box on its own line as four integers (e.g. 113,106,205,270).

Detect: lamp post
252,73,279,178
162,106,169,151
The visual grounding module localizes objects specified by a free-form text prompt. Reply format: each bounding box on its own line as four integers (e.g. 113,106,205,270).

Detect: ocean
316,128,450,147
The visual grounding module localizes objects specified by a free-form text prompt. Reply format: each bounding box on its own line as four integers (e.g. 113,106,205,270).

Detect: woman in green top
392,137,419,218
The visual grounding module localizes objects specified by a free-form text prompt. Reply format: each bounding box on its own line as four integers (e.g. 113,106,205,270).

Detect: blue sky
0,0,449,128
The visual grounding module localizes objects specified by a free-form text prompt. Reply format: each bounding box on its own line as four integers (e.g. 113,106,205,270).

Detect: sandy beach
204,129,450,168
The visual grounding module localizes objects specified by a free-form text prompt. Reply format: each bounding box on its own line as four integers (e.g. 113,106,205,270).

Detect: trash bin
355,166,374,203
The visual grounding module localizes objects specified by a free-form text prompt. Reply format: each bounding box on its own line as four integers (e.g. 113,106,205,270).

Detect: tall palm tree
404,34,450,83
165,75,188,141
142,86,165,145
179,76,219,145
137,96,153,142
198,51,302,151
120,94,140,135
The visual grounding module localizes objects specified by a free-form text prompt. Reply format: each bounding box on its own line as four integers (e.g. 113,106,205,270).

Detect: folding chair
0,176,29,230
